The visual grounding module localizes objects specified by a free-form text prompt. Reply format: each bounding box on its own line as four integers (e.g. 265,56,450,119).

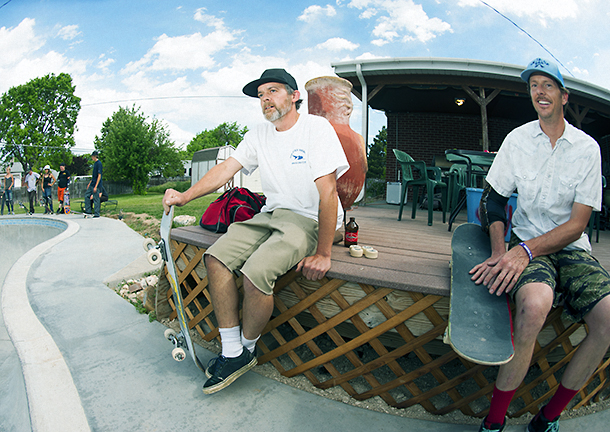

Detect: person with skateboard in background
470,58,610,432
56,163,71,214
84,151,103,218
163,68,349,394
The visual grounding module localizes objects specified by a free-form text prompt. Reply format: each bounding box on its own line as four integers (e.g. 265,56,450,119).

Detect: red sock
542,383,579,420
486,386,517,426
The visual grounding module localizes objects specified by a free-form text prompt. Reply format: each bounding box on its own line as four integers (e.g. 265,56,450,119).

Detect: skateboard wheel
363,246,378,259
164,328,177,341
172,347,186,362
143,237,156,251
349,245,363,257
147,248,162,265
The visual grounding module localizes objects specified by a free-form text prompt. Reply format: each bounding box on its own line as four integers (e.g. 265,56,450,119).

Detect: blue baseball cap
520,58,565,88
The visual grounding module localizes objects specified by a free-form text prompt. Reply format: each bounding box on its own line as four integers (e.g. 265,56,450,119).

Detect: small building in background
191,145,262,193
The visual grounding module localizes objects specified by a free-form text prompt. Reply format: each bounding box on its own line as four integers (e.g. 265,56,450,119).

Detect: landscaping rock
174,215,197,226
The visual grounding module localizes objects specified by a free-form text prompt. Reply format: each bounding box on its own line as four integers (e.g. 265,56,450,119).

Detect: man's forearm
316,192,337,258
525,204,591,258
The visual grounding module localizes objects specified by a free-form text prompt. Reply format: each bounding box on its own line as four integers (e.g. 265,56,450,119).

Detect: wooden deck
163,203,610,418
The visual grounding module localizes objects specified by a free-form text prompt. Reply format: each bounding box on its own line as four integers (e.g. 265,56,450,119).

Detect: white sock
241,331,260,353
219,326,243,358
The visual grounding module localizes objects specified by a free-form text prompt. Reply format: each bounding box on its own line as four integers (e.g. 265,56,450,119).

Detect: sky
1,0,609,154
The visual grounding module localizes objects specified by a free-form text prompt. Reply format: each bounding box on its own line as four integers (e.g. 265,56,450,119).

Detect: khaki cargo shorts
204,209,319,295
508,234,610,323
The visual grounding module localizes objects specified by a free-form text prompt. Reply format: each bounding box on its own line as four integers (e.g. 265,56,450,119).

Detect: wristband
519,242,533,262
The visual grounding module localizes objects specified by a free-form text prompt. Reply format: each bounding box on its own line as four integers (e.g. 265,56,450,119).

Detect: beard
262,96,292,123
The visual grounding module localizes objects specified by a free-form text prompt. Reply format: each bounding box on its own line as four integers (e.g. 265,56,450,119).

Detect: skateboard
157,206,205,371
64,187,71,214
445,223,514,365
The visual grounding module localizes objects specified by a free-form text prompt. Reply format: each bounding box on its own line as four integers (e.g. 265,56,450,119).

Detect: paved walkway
1,214,609,431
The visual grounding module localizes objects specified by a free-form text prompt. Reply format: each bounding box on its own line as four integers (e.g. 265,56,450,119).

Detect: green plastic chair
446,164,468,215
393,149,447,226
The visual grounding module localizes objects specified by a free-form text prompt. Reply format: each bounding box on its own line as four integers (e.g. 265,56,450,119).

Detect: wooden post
462,86,501,152
566,103,589,129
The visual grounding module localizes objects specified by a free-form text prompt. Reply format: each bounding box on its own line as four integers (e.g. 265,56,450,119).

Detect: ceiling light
455,98,465,106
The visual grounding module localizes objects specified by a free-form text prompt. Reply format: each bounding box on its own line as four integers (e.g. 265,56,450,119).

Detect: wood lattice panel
163,239,610,417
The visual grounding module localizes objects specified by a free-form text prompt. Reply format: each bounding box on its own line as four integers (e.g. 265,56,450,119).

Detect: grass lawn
103,191,220,221
7,181,220,240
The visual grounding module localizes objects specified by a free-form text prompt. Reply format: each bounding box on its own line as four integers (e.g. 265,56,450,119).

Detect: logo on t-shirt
290,149,306,164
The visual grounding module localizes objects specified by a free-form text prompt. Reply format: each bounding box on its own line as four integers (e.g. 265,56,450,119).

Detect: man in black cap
163,68,349,394
472,58,610,432
84,150,103,218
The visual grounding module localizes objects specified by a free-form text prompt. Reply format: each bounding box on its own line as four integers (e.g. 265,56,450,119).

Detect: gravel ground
159,317,610,427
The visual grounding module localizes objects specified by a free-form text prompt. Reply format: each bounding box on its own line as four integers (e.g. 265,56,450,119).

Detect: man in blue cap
471,58,610,431
163,68,349,394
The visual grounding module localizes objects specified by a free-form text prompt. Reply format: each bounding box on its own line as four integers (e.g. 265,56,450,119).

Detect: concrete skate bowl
0,217,69,284
1,216,88,432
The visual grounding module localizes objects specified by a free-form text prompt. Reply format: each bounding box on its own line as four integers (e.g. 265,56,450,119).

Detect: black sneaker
202,348,257,394
479,416,507,432
526,410,559,432
205,347,257,379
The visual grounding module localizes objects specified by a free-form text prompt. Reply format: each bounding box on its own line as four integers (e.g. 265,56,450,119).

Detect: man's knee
585,295,610,339
514,283,553,327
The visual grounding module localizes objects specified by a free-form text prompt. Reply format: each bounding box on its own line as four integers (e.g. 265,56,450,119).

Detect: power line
82,95,247,107
0,142,91,153
0,0,13,11
478,0,574,77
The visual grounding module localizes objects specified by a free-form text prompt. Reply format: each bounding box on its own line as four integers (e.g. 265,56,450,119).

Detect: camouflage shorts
508,234,610,323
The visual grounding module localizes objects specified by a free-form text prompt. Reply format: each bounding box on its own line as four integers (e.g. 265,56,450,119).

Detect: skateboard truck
164,328,187,362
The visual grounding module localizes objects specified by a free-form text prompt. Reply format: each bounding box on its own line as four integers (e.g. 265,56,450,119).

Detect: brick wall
386,112,523,184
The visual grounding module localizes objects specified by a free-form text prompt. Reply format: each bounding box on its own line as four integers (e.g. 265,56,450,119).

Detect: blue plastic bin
466,187,518,242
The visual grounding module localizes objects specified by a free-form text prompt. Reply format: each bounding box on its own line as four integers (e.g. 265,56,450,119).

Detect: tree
66,155,91,176
183,121,248,160
368,126,387,179
94,106,183,194
0,73,81,171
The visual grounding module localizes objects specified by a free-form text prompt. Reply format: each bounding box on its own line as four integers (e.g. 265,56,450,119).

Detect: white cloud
457,0,580,21
0,19,90,93
316,37,359,51
349,0,452,44
298,5,337,23
0,18,45,68
122,30,234,74
97,55,115,70
194,7,225,30
121,11,237,75
57,24,81,41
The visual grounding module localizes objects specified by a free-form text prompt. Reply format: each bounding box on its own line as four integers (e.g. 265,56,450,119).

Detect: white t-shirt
486,120,602,252
25,172,40,192
232,114,350,229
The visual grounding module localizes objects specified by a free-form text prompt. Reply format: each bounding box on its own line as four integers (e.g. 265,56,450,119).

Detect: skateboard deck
64,188,71,214
446,223,514,365
160,206,205,372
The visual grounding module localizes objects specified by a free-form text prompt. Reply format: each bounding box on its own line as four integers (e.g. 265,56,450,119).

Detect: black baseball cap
242,68,298,98
91,150,99,156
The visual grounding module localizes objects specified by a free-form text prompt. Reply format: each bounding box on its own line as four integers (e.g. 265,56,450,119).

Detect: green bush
147,180,191,194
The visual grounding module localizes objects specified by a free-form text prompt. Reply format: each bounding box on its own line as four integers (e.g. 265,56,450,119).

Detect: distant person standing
1,166,15,215
24,168,40,215
42,165,56,214
84,151,103,218
56,163,71,214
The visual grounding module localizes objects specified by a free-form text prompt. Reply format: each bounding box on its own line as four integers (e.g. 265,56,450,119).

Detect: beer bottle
344,217,359,247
